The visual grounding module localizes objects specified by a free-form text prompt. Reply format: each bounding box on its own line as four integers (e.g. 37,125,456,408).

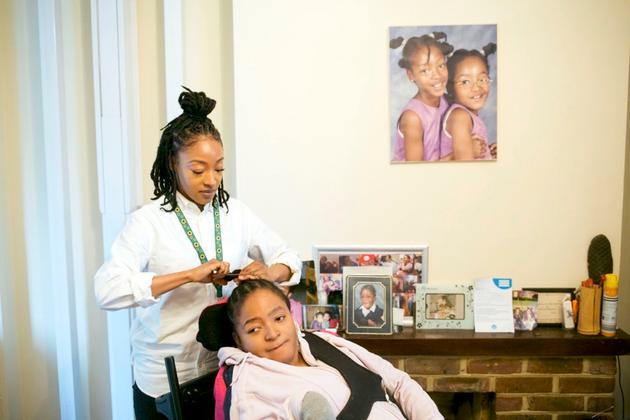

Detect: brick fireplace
346,328,630,420
387,355,616,419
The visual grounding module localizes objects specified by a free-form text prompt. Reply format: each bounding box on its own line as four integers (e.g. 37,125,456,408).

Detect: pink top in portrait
393,96,448,162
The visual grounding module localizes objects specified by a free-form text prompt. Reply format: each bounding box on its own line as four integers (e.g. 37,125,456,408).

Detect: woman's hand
151,259,230,298
189,260,231,286
237,261,291,283
237,261,271,281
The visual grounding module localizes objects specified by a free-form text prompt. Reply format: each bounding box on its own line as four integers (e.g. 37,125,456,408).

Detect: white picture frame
313,245,428,326
415,284,474,329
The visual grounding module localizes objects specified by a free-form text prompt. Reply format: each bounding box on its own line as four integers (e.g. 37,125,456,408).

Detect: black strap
303,332,386,420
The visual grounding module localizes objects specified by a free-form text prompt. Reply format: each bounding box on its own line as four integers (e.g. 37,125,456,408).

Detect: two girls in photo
391,30,497,162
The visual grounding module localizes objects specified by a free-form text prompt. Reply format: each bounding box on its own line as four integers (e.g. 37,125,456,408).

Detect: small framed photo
302,304,342,332
512,290,538,331
415,284,474,329
522,288,575,326
344,275,393,335
313,245,428,325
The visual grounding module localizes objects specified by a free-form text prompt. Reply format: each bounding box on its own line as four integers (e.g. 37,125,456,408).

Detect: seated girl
197,279,443,420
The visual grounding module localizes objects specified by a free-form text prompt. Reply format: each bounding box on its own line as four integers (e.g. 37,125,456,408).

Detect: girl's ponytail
481,42,497,57
389,36,404,49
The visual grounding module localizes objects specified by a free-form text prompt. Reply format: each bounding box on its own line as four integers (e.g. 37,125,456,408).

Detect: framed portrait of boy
344,275,393,335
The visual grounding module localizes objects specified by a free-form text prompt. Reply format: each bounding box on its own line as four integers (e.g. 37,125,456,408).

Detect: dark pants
133,383,167,420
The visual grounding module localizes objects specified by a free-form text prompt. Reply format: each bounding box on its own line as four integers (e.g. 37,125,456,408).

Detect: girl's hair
197,279,291,351
390,32,454,70
150,86,230,212
226,279,291,325
446,43,497,101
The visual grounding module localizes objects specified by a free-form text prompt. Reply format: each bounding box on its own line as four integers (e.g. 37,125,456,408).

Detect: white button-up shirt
95,193,301,397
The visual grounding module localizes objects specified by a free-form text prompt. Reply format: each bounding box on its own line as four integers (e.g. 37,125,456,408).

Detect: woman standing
95,88,301,419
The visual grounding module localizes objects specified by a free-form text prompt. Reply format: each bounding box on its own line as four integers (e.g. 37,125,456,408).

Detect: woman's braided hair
150,87,230,212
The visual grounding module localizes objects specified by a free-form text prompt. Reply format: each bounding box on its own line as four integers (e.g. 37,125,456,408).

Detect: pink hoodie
217,330,443,420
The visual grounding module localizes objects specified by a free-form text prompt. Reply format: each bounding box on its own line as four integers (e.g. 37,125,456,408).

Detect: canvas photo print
389,24,497,163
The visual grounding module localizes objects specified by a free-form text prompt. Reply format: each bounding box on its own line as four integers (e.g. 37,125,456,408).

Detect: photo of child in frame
426,293,464,320
353,283,385,328
512,290,538,331
321,273,342,293
303,304,342,332
345,275,393,335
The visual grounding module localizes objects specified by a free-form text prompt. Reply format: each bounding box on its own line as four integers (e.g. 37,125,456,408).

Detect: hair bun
179,86,216,121
389,36,404,49
482,42,497,57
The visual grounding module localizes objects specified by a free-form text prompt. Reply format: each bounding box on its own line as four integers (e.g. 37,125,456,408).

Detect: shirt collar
176,191,213,214
361,304,376,317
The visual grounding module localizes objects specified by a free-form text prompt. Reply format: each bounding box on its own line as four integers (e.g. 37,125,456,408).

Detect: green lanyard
174,201,223,297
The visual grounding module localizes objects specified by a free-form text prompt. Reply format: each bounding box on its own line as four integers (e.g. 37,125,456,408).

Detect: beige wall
138,0,235,205
138,0,166,206
229,0,629,289
183,0,236,195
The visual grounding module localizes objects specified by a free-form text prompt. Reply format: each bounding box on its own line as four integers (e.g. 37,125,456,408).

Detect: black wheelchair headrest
197,302,237,351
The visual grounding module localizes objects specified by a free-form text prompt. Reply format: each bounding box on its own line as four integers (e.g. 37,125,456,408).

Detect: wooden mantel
344,327,630,357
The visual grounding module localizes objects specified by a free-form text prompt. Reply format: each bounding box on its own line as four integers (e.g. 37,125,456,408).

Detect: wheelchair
155,356,218,420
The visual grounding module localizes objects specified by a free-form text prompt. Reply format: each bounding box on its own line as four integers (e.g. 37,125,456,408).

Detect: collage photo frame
313,245,428,330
